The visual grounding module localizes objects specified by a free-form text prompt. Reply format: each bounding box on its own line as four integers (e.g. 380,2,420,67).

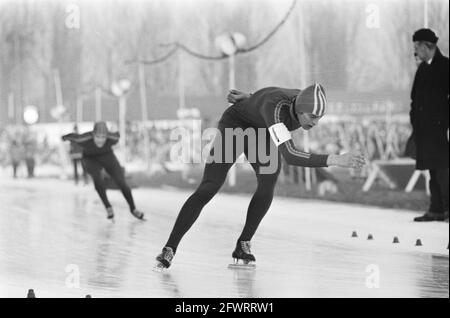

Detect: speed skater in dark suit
62,121,144,221
156,84,366,269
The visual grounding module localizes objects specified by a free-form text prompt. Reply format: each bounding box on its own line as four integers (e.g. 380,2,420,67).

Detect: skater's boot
106,207,114,220
155,247,175,269
130,208,145,220
232,241,256,264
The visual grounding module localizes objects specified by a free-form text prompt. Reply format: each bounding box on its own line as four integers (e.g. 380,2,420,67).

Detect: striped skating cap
295,83,327,117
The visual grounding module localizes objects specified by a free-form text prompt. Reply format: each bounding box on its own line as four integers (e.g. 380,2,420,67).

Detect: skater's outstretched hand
327,151,366,169
227,89,250,104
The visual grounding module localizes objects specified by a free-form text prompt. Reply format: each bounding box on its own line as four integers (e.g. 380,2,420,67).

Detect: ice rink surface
0,178,448,298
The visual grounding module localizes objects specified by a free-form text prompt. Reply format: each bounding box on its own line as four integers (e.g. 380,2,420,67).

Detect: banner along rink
0,178,448,298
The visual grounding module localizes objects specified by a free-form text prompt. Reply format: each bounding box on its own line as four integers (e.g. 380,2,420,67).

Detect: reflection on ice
0,178,448,297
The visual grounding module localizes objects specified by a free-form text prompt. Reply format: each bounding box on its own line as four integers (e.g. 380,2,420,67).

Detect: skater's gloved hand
61,135,67,141
227,89,250,104
327,151,366,169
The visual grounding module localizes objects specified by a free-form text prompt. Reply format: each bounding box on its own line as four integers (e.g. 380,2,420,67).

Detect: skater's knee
93,179,105,191
90,173,103,184
119,183,132,194
113,175,130,191
255,186,276,199
112,174,125,186
196,180,222,199
257,173,279,188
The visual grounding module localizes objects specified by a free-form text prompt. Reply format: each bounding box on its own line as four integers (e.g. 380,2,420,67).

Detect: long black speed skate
228,241,256,270
154,247,175,271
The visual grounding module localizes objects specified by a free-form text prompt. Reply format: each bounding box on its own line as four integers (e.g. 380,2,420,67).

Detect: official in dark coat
410,28,449,222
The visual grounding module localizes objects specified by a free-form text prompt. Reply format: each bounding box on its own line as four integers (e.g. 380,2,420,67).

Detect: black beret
412,28,439,43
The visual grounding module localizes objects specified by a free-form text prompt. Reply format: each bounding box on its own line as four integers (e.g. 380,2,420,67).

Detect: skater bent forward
156,84,366,269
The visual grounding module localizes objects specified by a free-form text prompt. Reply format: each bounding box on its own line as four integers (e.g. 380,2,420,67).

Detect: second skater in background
62,121,145,221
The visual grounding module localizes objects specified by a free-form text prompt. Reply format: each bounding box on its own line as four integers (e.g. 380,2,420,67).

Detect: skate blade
228,263,256,270
131,213,145,221
152,262,167,273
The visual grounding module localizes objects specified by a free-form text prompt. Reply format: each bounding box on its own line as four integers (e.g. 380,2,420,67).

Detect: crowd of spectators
0,117,412,183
